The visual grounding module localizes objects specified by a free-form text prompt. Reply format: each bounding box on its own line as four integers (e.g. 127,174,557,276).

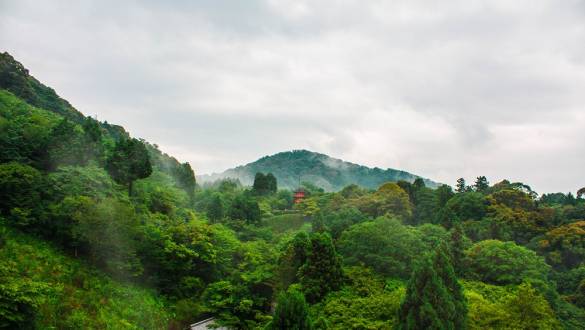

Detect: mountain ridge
197,149,440,191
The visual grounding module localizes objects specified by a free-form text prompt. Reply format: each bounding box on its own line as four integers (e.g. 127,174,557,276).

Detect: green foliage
207,193,225,222
398,244,467,330
270,287,313,330
465,240,550,285
449,223,469,277
229,192,262,224
43,118,86,170
170,162,196,200
0,52,85,122
539,220,585,270
0,225,170,329
338,217,424,278
299,232,343,303
352,182,412,219
253,172,277,195
105,138,152,194
473,176,489,193
464,281,560,329
438,192,487,227
0,162,43,220
47,165,116,200
276,232,310,290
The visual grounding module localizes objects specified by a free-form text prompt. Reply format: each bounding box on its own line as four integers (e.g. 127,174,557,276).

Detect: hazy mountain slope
197,150,440,191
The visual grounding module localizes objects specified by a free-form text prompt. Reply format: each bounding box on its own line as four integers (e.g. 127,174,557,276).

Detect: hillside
197,150,440,191
0,224,170,328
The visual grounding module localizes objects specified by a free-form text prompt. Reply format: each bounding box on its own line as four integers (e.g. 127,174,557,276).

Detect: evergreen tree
105,138,152,195
299,232,343,303
449,224,466,277
474,176,489,193
455,178,466,193
270,288,313,330
398,243,467,329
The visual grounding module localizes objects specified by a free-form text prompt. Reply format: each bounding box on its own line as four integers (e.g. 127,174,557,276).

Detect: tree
466,240,550,285
266,173,277,194
436,184,454,209
456,178,466,193
105,138,152,195
277,232,310,290
338,217,423,278
0,162,43,216
505,283,560,329
449,223,467,277
270,288,313,330
299,233,343,303
43,118,85,170
228,193,261,224
539,221,585,270
207,194,224,222
398,243,467,329
81,116,103,164
474,176,489,193
437,192,487,228
252,172,277,195
173,162,196,200
354,183,412,219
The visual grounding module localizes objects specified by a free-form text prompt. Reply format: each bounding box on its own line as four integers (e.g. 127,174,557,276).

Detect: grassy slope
0,224,171,329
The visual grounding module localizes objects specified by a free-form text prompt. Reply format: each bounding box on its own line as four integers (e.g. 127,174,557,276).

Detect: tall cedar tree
270,289,313,330
105,138,152,195
449,223,466,277
398,243,467,330
299,232,343,303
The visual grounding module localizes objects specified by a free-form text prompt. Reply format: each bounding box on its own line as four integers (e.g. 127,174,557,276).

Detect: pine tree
299,232,343,303
455,178,466,193
398,243,467,329
474,176,489,193
270,288,313,330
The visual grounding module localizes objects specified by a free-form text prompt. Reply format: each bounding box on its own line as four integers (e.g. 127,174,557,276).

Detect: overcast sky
1,0,584,193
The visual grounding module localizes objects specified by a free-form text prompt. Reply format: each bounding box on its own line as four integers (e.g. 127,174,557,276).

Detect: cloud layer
1,0,584,193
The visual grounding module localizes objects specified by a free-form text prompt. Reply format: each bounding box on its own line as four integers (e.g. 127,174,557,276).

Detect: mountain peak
197,150,439,191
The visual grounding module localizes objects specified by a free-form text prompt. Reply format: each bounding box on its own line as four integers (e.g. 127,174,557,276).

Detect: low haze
2,0,584,193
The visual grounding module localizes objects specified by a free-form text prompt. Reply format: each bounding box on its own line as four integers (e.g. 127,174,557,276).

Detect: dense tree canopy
1,54,584,329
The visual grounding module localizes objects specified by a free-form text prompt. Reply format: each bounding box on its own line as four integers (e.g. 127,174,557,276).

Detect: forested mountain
1,52,585,329
198,150,439,191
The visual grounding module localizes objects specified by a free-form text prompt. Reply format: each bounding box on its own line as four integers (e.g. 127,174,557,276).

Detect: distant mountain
197,150,440,191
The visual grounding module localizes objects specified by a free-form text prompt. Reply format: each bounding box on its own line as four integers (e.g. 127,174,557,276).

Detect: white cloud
1,0,584,193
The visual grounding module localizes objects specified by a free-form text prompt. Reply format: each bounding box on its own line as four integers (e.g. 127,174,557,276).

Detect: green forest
1,51,585,329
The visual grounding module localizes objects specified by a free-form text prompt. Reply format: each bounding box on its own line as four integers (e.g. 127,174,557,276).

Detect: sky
1,0,584,193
